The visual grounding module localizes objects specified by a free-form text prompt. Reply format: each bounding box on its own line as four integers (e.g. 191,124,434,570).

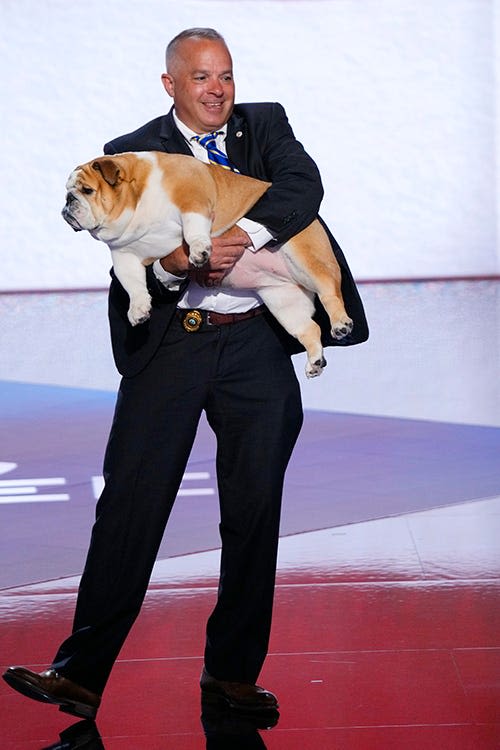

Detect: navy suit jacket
104,103,369,376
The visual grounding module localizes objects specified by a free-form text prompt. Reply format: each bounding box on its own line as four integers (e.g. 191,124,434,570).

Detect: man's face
161,38,235,134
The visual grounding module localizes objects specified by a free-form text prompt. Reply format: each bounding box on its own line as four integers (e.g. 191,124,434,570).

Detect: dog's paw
188,239,212,268
305,356,327,378
128,294,152,326
331,315,353,340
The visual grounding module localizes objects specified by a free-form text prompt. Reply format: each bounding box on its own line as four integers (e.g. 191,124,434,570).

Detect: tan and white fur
62,151,352,377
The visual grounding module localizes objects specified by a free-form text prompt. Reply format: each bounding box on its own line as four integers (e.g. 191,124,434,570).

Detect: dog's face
61,155,149,236
62,158,119,233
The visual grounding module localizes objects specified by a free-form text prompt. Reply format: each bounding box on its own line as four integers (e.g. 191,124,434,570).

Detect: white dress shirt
152,111,274,312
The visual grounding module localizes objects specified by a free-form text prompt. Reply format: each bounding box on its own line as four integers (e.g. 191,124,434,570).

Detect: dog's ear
92,158,121,187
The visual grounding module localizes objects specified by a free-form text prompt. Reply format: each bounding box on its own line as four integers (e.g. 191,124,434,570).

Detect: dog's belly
221,246,293,289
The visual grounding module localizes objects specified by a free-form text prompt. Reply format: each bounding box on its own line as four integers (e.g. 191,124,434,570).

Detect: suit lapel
158,109,255,173
226,112,248,172
159,109,193,155
160,109,251,170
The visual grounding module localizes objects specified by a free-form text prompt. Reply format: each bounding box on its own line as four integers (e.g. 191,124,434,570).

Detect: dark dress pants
52,312,303,694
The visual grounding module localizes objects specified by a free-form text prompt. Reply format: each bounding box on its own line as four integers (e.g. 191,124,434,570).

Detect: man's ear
161,73,175,98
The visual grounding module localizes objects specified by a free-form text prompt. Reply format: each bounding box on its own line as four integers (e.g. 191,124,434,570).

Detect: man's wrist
236,218,274,252
160,246,190,275
153,259,187,290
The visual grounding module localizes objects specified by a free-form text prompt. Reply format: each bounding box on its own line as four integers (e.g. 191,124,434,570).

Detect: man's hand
158,226,252,285
159,242,190,276
190,226,252,287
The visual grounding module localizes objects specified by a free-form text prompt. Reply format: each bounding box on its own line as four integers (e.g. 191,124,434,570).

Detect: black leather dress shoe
200,667,279,713
41,719,104,750
2,667,101,719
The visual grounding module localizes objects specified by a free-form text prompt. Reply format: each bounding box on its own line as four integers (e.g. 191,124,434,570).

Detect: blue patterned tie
193,131,239,172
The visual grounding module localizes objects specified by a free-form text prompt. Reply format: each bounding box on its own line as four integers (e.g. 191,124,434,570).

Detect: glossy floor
1,494,499,748
0,381,499,748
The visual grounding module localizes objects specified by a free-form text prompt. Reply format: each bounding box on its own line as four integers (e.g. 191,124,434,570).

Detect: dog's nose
65,193,77,205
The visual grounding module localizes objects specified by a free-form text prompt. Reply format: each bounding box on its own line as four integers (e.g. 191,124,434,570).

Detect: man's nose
207,78,223,95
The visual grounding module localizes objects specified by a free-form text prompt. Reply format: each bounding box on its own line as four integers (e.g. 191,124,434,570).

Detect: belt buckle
182,309,203,333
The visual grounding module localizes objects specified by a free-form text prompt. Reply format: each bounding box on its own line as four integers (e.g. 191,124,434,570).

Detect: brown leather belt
177,306,265,332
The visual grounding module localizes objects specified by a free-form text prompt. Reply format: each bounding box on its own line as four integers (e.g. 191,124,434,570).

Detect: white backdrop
0,0,498,291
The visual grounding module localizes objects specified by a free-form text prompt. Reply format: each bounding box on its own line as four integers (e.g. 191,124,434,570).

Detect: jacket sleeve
242,103,325,245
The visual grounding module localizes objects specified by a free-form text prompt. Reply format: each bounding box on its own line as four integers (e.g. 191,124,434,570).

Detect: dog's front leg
181,212,213,267
111,250,152,326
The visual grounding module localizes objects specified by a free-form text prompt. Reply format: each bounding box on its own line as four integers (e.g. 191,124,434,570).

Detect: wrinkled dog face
62,167,100,232
61,159,120,233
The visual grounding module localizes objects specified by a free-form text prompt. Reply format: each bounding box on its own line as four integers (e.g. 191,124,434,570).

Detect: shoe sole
2,672,97,720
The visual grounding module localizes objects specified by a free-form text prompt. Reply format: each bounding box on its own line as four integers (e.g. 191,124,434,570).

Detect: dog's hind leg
282,221,353,340
258,285,326,378
316,285,354,340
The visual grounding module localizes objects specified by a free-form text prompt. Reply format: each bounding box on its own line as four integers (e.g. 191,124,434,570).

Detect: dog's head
61,153,149,236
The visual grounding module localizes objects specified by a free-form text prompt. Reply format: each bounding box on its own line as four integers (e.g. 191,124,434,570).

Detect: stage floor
1,381,499,748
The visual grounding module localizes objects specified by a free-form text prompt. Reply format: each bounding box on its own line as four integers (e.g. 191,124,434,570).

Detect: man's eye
82,187,94,195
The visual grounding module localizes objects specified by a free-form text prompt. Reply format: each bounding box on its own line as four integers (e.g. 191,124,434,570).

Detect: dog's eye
82,187,94,195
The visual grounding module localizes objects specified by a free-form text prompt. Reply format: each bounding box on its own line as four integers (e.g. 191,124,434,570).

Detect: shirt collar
173,110,228,143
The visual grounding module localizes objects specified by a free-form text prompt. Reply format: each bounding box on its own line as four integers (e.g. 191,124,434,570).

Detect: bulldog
62,151,353,377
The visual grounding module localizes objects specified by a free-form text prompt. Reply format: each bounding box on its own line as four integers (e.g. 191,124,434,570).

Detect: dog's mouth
61,206,84,232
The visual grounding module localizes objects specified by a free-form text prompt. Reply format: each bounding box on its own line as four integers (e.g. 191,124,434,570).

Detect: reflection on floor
1,496,499,749
0,380,499,748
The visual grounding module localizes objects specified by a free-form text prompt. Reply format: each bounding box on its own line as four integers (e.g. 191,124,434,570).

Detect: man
3,28,368,719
